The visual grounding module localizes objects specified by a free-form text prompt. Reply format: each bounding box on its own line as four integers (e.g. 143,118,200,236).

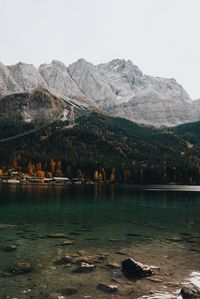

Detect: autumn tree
98,172,103,181
46,171,52,178
37,170,45,179
55,161,63,177
27,161,35,176
94,171,99,181
110,168,116,183
36,162,42,172
50,159,56,175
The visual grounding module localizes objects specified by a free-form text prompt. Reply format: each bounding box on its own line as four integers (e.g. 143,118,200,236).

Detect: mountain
1,112,200,184
0,58,199,127
8,62,48,91
69,58,200,127
0,87,64,123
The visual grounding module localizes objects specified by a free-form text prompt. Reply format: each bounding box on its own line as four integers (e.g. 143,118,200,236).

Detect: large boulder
121,258,152,278
180,284,200,299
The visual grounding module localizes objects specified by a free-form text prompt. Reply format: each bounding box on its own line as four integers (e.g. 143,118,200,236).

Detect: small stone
47,233,66,238
149,265,160,270
11,262,33,274
61,240,74,245
126,233,140,237
114,251,128,256
166,237,184,242
97,255,107,261
97,283,118,293
75,262,95,273
5,245,17,252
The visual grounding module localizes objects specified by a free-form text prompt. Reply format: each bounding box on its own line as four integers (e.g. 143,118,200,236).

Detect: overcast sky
0,0,199,98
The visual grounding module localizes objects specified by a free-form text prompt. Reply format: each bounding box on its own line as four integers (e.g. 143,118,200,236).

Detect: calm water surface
0,184,200,299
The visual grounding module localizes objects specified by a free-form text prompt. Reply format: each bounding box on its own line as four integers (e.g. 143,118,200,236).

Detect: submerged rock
54,255,72,265
60,240,74,246
11,262,33,274
97,283,118,293
166,237,184,242
114,250,128,256
0,224,16,229
126,233,141,237
180,284,200,299
49,293,65,299
121,258,152,278
47,233,66,238
74,262,95,273
59,288,78,296
5,244,17,252
109,239,121,242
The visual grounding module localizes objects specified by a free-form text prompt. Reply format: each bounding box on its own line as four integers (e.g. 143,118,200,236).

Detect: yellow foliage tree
94,171,99,181
50,159,56,175
37,170,45,179
55,161,62,177
110,168,116,183
27,161,35,176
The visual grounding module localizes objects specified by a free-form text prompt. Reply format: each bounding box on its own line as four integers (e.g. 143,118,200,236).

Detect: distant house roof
53,177,69,180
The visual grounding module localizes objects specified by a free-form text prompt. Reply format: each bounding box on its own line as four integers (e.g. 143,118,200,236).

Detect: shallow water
0,184,200,298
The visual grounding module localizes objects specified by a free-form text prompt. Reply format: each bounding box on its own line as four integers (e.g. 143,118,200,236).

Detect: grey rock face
68,58,116,109
0,63,22,94
39,60,84,99
8,62,48,91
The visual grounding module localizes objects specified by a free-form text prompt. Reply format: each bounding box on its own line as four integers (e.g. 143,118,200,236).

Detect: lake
0,184,200,298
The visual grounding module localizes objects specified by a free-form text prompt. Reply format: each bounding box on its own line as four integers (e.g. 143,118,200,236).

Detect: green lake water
0,184,200,298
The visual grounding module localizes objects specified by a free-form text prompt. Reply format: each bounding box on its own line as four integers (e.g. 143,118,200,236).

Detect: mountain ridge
0,58,199,127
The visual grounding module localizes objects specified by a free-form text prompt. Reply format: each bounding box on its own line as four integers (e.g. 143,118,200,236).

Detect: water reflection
0,184,200,298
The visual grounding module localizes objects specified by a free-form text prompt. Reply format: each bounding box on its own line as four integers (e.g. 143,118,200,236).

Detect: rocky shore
1,229,200,299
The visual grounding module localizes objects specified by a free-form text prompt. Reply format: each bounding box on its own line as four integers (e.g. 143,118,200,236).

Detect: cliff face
0,87,64,123
0,58,199,127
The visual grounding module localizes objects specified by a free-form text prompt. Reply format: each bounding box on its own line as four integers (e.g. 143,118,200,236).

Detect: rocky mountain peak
0,63,22,95
68,59,116,108
8,62,47,92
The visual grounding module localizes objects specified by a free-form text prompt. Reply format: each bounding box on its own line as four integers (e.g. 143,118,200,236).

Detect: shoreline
1,180,200,191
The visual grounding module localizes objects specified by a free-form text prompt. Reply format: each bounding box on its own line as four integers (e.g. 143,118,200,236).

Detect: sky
0,0,200,99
